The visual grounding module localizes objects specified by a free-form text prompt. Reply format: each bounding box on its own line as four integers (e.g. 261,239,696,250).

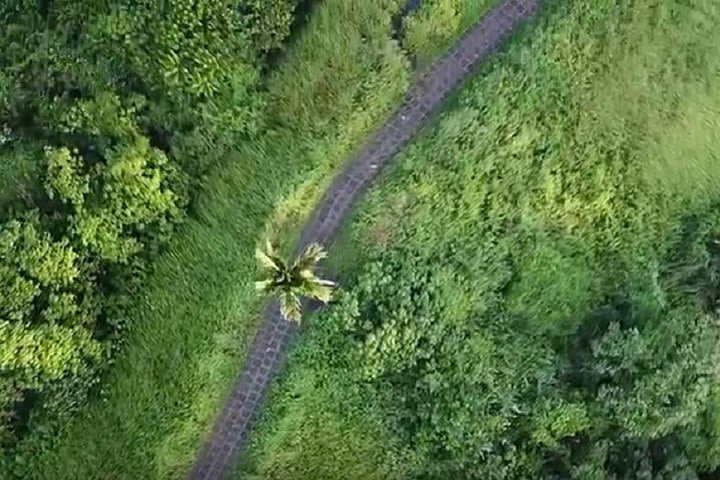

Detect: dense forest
0,0,297,451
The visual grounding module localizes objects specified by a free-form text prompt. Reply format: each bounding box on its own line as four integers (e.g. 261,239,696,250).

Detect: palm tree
255,240,336,322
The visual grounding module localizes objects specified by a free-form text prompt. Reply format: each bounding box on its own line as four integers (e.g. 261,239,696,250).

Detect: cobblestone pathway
190,1,541,477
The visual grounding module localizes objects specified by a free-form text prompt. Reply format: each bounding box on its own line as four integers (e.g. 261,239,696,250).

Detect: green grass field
9,0,504,477
237,0,720,478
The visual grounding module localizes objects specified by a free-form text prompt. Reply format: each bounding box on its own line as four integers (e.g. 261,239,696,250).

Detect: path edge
189,2,542,478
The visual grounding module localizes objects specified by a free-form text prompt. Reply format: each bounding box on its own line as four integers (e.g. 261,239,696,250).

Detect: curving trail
190,1,541,478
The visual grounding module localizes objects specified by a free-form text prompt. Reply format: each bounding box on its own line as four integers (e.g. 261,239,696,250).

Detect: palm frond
312,284,334,303
293,243,328,271
256,246,282,272
264,239,275,257
314,278,336,287
298,268,315,279
279,291,302,322
255,279,273,292
300,280,334,304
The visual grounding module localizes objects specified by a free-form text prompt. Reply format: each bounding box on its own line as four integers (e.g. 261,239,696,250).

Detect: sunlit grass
238,0,720,477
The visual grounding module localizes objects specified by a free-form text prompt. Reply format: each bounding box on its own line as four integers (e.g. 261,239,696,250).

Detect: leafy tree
255,241,335,322
321,245,720,479
0,214,103,444
0,0,299,451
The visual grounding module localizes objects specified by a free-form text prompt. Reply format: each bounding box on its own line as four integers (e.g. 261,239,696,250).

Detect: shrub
403,0,494,61
591,311,720,440
0,0,298,453
311,246,720,478
83,0,297,172
0,214,103,444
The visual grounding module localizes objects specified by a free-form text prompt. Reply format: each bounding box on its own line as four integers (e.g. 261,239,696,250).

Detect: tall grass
238,0,720,477
403,0,497,65
583,0,720,206
10,1,410,478
0,143,41,212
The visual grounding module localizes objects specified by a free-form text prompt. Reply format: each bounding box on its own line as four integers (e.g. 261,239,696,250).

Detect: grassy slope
403,0,497,65
238,0,720,477
12,1,411,478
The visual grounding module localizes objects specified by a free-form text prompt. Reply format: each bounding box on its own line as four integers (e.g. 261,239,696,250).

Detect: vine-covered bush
0,0,297,451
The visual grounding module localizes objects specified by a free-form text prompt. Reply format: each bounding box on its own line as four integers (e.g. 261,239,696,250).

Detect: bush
0,0,297,454
403,0,494,61
266,245,720,478
0,215,102,443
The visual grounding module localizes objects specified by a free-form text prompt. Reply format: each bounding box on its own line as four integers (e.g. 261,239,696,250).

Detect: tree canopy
0,0,297,451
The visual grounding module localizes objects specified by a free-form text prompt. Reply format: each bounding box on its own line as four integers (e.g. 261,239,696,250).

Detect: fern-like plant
255,240,336,322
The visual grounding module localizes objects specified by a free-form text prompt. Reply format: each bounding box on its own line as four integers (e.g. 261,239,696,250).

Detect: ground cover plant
403,0,496,65
238,0,720,478
1,0,489,476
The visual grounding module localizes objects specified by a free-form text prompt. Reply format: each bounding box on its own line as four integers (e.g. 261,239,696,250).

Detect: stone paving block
189,1,541,478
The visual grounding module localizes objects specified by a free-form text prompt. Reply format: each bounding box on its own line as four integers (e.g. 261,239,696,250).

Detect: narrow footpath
191,1,541,477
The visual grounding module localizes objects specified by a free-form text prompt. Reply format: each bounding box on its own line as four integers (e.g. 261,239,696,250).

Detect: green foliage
338,252,558,476
241,0,720,478
1,0,297,458
255,242,335,322
0,215,102,444
7,0,414,476
236,0,299,54
88,0,295,100
592,310,720,440
508,233,601,336
0,215,93,331
46,139,181,263
0,89,185,448
243,246,720,479
84,0,265,159
0,143,42,214
403,0,495,62
681,386,720,471
530,398,591,448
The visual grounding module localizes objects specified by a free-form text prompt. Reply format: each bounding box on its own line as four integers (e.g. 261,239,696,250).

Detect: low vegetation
238,0,720,478
2,0,465,476
403,0,496,64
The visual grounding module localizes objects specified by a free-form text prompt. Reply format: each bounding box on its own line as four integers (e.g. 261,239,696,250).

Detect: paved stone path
190,1,541,478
